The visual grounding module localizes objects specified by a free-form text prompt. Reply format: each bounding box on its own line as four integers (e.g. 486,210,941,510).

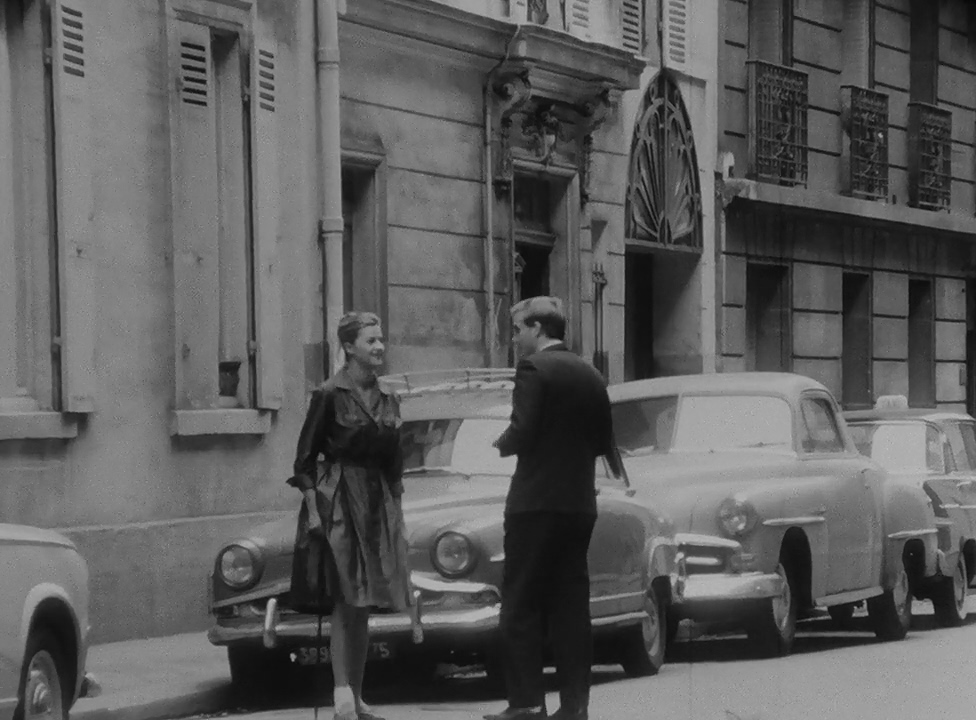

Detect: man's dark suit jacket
496,342,620,516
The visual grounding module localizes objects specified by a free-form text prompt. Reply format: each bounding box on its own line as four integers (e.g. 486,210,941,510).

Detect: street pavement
175,599,976,720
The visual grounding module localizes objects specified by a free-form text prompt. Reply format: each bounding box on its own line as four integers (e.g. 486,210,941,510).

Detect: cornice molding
341,0,646,92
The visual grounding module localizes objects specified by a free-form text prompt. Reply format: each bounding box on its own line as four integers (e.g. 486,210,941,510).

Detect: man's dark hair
512,296,567,340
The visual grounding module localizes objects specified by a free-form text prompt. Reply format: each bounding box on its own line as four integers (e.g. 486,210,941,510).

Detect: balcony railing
841,86,889,202
908,102,952,212
747,60,809,187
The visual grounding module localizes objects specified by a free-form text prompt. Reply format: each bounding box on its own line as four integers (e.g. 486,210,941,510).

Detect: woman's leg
330,603,356,717
348,607,371,710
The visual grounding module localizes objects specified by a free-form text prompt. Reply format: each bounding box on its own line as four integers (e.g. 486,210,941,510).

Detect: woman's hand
303,489,325,538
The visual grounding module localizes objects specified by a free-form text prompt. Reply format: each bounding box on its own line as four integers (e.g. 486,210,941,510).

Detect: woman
288,312,412,720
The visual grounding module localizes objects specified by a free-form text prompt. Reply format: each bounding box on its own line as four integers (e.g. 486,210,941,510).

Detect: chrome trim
591,611,647,629
941,503,961,509
763,516,826,527
959,505,976,511
685,556,723,568
935,518,956,527
411,574,499,596
678,571,784,605
887,528,938,540
675,533,741,550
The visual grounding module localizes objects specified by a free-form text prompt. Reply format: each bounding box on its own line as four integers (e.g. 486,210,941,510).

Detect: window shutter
569,0,591,41
250,19,283,410
621,0,644,54
51,0,96,412
662,0,689,71
171,20,221,409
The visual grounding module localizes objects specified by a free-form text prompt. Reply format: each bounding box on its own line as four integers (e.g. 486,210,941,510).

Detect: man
485,296,622,720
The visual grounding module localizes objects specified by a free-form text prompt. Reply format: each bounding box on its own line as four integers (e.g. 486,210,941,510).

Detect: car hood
229,474,511,554
0,523,76,550
623,450,798,533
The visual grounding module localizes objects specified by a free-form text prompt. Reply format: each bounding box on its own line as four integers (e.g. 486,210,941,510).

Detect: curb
72,683,233,720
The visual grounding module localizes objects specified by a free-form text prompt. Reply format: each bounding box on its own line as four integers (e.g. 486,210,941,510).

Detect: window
849,421,945,474
908,278,935,408
0,0,95,426
167,3,282,427
842,273,872,409
611,395,679,455
746,263,791,372
674,394,794,452
799,397,845,454
943,422,976,473
340,160,387,325
512,174,555,304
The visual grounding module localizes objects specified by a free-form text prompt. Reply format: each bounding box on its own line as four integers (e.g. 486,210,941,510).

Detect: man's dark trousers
500,510,597,713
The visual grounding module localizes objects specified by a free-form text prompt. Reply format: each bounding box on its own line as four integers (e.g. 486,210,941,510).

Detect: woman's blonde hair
337,311,381,350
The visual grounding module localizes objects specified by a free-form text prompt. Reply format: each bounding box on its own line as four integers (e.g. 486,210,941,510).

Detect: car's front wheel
16,628,68,720
867,565,912,641
747,561,797,657
619,587,666,677
933,554,969,628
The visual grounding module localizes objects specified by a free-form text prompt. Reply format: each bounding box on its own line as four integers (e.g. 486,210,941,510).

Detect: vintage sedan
845,397,976,627
208,370,684,692
0,523,97,720
607,372,941,657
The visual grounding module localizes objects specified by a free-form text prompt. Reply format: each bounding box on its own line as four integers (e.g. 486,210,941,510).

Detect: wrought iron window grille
747,60,809,188
841,86,889,202
908,102,952,212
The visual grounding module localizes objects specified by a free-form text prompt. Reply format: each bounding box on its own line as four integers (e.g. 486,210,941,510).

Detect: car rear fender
20,583,85,704
643,536,678,601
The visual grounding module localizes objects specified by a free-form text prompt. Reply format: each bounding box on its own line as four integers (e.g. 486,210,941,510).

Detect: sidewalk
72,632,233,720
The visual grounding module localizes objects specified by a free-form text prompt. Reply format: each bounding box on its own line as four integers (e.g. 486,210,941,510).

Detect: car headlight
717,496,759,538
431,532,476,578
218,542,261,589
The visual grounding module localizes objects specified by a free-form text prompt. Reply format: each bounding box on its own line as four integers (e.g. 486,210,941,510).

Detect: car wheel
827,603,856,628
15,628,68,720
227,646,294,701
867,565,912,641
619,587,666,677
933,554,969,628
747,561,797,658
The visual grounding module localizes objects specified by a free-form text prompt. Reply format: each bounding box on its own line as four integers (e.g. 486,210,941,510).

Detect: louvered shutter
250,18,283,410
569,0,591,40
171,20,221,409
662,0,689,71
51,0,96,412
621,0,644,54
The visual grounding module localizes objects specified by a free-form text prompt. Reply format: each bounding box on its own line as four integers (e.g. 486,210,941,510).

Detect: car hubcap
642,593,662,659
25,651,62,720
954,559,967,614
771,564,792,634
893,569,910,621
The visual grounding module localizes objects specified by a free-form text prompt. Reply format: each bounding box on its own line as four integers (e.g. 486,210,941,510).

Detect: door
942,420,976,542
588,459,651,620
799,394,881,593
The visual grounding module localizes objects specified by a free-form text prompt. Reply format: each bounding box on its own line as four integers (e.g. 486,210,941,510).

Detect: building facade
716,0,976,413
0,0,718,642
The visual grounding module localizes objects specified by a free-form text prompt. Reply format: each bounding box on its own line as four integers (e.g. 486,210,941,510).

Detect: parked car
0,523,97,720
606,372,940,657
845,396,976,627
207,369,685,692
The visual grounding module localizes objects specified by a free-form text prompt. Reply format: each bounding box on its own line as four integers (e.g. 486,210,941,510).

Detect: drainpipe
316,0,344,376
483,26,524,367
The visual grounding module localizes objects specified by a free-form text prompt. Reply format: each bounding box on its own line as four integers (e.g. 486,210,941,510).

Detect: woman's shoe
357,702,387,720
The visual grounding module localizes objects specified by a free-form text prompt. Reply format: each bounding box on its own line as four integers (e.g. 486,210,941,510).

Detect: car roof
380,369,514,421
608,372,827,403
843,408,975,424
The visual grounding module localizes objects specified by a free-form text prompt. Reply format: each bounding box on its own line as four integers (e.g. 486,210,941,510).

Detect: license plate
293,641,394,666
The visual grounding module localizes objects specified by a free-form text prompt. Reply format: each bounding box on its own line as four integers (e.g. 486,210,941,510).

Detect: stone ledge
723,178,976,237
0,412,80,440
169,409,273,437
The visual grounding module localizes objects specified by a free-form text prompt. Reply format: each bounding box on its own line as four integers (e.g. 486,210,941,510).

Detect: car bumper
673,571,784,622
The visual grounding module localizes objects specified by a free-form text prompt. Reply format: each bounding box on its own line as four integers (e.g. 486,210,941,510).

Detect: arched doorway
623,71,703,380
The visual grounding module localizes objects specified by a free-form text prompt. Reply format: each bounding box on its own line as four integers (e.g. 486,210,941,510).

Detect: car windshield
848,421,944,474
400,414,613,479
612,393,794,454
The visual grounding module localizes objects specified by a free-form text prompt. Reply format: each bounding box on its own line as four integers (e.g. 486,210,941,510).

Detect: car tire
867,565,912,641
619,587,666,677
15,628,69,720
747,561,797,658
227,646,294,701
933,554,969,628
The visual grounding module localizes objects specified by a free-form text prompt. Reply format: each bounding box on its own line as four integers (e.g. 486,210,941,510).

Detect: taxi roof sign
875,394,909,410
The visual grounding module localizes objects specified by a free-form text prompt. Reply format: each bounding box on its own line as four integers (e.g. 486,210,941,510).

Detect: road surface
196,599,976,720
